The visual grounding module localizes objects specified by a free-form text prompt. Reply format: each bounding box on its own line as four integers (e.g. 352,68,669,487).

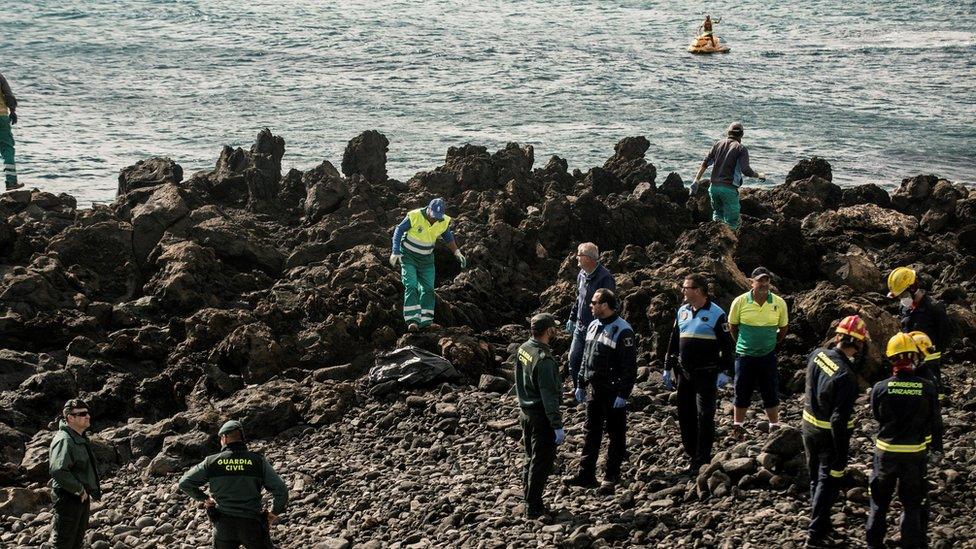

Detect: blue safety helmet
427,198,446,220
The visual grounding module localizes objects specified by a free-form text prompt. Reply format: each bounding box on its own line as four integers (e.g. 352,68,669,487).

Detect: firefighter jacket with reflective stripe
870,373,943,454
803,347,859,468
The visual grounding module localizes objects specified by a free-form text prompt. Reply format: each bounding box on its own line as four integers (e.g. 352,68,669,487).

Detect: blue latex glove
662,369,675,391
554,428,565,445
716,372,731,389
565,319,576,334
612,397,627,409
574,388,586,403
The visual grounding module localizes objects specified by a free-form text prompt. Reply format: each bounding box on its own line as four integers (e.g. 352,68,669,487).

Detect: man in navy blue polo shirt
664,274,735,474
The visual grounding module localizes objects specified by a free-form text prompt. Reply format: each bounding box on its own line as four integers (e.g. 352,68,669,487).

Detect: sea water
4,0,975,205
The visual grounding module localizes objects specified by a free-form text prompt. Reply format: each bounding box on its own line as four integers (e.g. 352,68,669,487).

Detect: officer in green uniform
390,198,466,331
515,313,565,519
49,399,101,549
179,420,289,549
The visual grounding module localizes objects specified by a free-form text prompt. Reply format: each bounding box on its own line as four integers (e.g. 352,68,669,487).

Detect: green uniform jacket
178,441,288,518
48,421,101,499
515,338,563,429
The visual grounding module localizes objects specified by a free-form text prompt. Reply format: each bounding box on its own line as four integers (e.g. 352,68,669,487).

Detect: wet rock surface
1,131,974,547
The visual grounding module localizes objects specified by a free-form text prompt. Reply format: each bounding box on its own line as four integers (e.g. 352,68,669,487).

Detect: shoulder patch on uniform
679,311,691,321
722,323,730,332
623,336,634,347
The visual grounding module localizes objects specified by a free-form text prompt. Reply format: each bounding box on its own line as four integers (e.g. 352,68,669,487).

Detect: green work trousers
400,249,435,327
0,115,15,186
51,489,90,549
709,184,740,229
521,409,557,514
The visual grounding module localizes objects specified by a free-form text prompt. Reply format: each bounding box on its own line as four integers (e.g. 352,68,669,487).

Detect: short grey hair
578,242,599,260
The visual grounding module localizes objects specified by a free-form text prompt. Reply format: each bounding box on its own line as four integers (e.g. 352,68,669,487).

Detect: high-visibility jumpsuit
392,208,453,327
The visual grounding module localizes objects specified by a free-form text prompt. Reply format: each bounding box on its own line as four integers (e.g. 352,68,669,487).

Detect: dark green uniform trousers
520,409,556,514
213,513,274,549
52,489,90,549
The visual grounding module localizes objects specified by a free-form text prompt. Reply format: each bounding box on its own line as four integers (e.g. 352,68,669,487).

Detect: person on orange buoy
865,333,943,549
801,316,869,548
698,15,722,47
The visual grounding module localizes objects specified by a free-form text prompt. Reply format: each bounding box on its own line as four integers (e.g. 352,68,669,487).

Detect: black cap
751,267,772,279
62,399,89,412
530,313,558,332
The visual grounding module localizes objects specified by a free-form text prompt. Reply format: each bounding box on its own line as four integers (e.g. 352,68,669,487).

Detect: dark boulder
117,157,183,196
341,130,389,184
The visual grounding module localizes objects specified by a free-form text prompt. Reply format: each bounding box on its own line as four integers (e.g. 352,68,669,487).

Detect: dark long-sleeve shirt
579,314,638,399
0,72,16,116
900,294,952,355
569,264,615,330
179,441,288,518
702,138,758,188
515,338,563,429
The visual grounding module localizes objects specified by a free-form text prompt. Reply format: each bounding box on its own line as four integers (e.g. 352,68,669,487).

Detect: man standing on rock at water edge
390,197,466,331
663,273,735,476
49,399,101,549
692,122,766,229
568,288,637,491
866,333,942,549
515,312,565,519
802,316,869,549
565,242,615,397
179,420,289,549
0,71,21,190
728,267,788,439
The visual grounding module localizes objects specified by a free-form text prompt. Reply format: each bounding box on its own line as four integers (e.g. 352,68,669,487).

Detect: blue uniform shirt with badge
667,300,735,372
578,314,638,398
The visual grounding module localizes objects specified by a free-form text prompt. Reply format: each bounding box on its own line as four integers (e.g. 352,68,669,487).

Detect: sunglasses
68,411,90,417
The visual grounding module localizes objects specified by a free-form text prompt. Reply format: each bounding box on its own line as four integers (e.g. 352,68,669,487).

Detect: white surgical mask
899,296,914,308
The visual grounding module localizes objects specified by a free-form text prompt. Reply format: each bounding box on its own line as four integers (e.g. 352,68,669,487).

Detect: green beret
218,420,243,436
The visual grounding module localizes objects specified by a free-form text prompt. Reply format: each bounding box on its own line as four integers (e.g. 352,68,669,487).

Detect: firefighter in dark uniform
865,333,943,549
568,288,638,488
910,330,947,401
801,316,869,548
515,312,565,519
179,420,289,549
887,266,952,364
663,274,735,475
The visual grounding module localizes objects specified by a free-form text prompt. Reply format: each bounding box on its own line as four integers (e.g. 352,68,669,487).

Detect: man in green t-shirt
728,267,789,439
515,313,565,519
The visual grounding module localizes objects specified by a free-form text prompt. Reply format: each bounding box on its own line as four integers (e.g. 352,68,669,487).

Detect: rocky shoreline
0,130,974,548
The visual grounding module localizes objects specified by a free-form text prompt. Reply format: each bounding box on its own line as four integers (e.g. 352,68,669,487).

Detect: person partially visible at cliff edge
0,71,21,190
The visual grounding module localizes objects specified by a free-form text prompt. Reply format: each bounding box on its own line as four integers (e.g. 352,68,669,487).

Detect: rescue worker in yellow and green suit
866,333,943,549
390,198,466,331
802,315,870,549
